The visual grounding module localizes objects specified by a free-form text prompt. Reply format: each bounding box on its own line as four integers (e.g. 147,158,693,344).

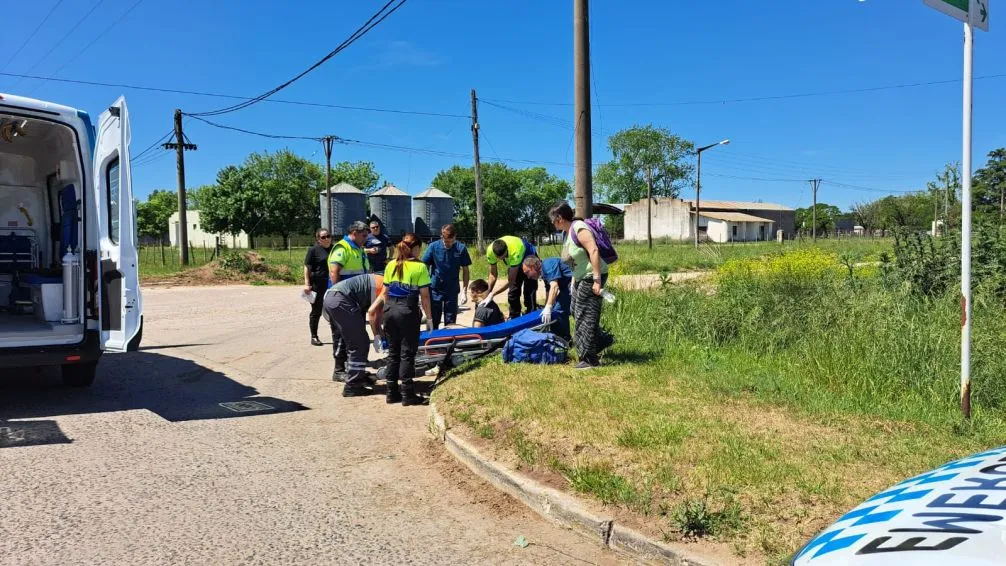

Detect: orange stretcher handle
423,334,483,347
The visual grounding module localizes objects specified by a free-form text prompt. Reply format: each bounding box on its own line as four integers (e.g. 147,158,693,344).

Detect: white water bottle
601,289,616,304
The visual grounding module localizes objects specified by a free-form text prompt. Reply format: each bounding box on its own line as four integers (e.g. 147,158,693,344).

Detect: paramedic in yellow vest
479,235,539,320
368,233,433,406
328,221,370,381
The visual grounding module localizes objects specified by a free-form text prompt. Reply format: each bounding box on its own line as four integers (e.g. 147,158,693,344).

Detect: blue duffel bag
502,329,569,365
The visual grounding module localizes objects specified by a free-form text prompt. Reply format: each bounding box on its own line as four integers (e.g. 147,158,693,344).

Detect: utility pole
810,178,821,241
645,167,653,250
573,0,592,219
471,89,485,254
164,109,197,265
322,136,335,233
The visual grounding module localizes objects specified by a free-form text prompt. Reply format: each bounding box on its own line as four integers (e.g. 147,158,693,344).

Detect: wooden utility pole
810,178,821,241
323,136,335,233
471,89,485,253
573,0,592,219
645,167,653,250
164,109,197,266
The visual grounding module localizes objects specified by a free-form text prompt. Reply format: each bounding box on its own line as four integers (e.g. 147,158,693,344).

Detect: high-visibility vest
329,237,368,280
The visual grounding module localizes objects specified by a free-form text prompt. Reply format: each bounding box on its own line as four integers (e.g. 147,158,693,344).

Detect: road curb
428,403,719,565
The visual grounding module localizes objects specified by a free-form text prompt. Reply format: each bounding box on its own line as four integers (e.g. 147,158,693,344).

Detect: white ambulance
0,94,142,386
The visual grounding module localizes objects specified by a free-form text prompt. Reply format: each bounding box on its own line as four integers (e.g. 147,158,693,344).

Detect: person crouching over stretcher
480,236,539,320
324,274,385,397
521,256,573,342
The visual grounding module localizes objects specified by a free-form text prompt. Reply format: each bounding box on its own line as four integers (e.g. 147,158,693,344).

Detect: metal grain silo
413,188,454,237
369,185,412,237
319,183,366,235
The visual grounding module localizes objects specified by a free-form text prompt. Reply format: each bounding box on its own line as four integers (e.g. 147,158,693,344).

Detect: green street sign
923,0,989,31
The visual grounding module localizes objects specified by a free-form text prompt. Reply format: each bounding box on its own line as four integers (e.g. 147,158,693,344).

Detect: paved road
0,285,623,565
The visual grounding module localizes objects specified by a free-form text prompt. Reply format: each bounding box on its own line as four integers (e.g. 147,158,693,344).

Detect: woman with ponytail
367,233,433,406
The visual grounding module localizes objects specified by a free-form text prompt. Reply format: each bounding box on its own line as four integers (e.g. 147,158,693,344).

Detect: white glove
541,304,553,324
478,296,493,308
425,320,434,333
372,335,383,353
459,292,468,306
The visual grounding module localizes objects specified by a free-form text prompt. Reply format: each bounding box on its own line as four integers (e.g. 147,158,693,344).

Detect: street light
694,139,730,248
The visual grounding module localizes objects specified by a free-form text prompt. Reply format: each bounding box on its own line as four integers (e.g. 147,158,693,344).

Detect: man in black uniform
304,228,333,346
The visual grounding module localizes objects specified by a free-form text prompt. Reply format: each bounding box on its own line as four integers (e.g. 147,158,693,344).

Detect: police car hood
792,446,1006,565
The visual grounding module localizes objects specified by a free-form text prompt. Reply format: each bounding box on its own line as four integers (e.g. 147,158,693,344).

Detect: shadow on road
0,352,309,428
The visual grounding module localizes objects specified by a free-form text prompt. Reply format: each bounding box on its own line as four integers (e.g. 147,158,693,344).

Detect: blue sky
3,0,1004,212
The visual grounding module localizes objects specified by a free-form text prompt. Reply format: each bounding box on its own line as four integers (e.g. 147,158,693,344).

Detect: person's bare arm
367,288,388,330
486,263,498,293
329,263,343,286
303,266,312,292
547,281,560,308
420,287,433,330
462,265,470,294
577,229,604,296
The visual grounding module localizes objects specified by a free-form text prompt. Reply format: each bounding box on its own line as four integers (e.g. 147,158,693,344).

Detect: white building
168,210,249,249
623,198,795,242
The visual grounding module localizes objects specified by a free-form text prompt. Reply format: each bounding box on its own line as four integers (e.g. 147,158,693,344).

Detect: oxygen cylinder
61,250,79,324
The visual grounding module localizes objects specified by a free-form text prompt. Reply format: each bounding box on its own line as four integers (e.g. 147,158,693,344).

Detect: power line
132,129,174,161
483,73,1006,107
705,173,809,183
823,180,920,194
45,0,147,81
9,0,105,90
0,71,469,118
1,0,66,73
186,114,325,141
190,0,409,117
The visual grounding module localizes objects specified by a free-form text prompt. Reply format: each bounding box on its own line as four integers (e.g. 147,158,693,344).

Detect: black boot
401,381,426,406
332,368,347,383
386,382,402,404
342,383,372,397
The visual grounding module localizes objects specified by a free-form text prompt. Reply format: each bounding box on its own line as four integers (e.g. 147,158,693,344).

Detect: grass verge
432,246,1006,564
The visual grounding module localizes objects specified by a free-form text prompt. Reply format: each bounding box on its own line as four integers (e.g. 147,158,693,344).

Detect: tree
330,161,380,193
136,190,178,242
795,203,842,236
198,151,324,249
973,149,1006,220
594,125,695,204
431,163,570,239
851,200,881,231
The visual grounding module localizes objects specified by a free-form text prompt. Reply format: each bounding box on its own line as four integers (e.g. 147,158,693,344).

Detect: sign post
923,0,988,419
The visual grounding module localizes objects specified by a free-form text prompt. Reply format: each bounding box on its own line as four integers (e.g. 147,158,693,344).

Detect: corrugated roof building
623,197,795,242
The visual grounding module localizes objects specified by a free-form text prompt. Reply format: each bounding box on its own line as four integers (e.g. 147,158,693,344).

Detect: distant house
168,210,249,249
623,198,795,242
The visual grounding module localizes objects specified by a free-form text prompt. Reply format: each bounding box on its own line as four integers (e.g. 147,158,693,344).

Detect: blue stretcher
410,309,554,378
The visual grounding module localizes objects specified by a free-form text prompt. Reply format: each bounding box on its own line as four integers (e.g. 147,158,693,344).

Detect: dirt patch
421,437,525,521
144,252,296,287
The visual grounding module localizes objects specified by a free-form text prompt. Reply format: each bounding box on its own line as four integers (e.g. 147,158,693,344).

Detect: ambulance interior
0,115,85,346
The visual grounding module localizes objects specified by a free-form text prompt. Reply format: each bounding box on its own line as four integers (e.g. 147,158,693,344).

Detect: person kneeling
324,274,385,397
469,279,504,328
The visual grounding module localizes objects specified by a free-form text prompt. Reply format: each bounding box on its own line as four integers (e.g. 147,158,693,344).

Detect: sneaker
332,370,347,383
311,336,323,347
575,360,599,370
342,385,372,397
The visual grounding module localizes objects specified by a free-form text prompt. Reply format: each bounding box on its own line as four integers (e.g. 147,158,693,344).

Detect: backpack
569,218,618,264
502,329,569,365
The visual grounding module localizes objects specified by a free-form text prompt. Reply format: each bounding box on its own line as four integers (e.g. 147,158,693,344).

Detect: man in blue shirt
522,256,573,341
365,220,392,274
422,224,472,329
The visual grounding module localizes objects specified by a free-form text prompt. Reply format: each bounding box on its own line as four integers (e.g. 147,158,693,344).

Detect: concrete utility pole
694,139,730,248
573,0,592,219
645,167,653,250
164,109,197,265
471,89,485,254
323,136,335,233
810,178,821,241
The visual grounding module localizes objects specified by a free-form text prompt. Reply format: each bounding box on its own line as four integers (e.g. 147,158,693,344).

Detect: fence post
159,238,165,266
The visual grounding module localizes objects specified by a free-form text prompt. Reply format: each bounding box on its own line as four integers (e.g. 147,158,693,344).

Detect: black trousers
507,268,539,320
383,296,420,386
326,292,370,387
573,274,607,365
308,279,328,337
